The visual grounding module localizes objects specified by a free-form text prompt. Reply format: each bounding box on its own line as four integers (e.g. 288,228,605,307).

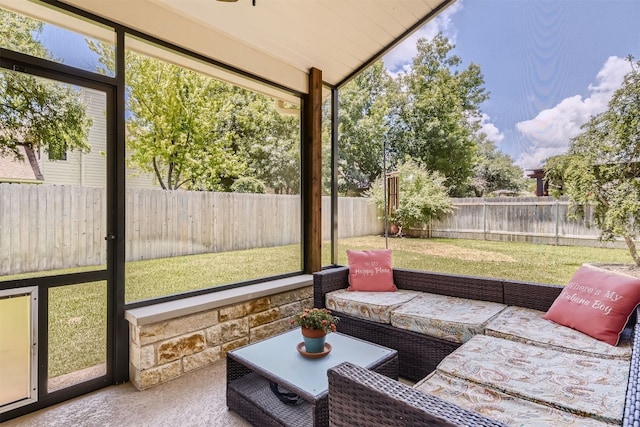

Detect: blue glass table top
228,328,396,398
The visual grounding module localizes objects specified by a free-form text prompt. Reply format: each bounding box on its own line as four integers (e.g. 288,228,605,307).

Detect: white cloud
515,56,631,169
477,113,504,144
382,1,462,76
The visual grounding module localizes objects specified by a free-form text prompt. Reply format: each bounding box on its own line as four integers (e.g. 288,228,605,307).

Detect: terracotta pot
301,327,327,339
301,327,327,353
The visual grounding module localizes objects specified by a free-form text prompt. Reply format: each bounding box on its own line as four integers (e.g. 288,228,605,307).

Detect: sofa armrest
327,362,507,427
313,266,349,308
623,311,640,426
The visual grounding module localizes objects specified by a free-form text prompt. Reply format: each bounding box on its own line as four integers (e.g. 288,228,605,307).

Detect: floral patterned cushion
415,371,612,427
389,293,506,343
437,335,630,424
325,289,418,324
486,306,632,360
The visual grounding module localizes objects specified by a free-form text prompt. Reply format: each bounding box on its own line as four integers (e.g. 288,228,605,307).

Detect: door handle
104,234,116,241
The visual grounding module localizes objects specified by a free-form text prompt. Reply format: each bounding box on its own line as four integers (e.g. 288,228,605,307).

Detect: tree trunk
623,235,640,267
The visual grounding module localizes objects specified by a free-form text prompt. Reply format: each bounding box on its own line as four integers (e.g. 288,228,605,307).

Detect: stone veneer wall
129,286,313,390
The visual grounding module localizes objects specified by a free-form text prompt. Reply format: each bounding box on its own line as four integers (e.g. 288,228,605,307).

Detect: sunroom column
303,67,322,273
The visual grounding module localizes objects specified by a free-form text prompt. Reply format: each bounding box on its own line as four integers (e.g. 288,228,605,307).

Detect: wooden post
483,199,487,241
555,198,560,246
303,68,322,273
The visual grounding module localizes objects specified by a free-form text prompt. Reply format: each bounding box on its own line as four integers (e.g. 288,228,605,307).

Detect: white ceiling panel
59,0,454,94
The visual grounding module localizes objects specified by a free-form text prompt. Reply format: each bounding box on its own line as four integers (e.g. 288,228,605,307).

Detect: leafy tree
130,62,247,190
397,33,489,197
545,56,640,266
233,95,300,194
543,154,570,195
230,177,266,193
89,42,299,192
321,98,334,196
0,10,91,161
337,61,400,195
471,139,526,197
368,157,452,235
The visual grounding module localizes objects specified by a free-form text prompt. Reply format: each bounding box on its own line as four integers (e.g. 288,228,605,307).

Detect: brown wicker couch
314,266,640,426
313,266,566,382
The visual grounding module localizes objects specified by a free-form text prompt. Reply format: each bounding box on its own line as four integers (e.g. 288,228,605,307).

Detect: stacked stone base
129,286,313,390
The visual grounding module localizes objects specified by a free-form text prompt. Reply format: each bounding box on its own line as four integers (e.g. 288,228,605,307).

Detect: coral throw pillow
543,263,640,345
347,249,397,292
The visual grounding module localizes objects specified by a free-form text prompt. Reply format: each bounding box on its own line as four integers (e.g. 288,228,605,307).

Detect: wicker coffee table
226,329,398,427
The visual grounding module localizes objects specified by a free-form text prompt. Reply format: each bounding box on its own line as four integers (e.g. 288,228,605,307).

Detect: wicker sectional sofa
313,266,640,426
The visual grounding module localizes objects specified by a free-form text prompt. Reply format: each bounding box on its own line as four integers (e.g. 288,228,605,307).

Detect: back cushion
347,249,397,292
543,264,640,346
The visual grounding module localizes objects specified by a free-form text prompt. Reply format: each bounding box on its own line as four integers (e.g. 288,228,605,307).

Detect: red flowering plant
290,308,339,334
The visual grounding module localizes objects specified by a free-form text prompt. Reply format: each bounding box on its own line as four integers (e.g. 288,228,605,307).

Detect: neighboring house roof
0,144,44,184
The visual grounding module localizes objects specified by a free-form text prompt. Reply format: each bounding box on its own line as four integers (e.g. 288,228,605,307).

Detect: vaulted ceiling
59,0,455,94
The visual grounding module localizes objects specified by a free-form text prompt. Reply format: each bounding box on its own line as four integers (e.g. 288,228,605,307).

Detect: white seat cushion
325,289,418,324
437,335,630,424
389,293,506,343
486,306,632,360
416,371,613,427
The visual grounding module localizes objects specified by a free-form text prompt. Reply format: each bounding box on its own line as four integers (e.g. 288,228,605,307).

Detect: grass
125,245,303,301
336,236,631,285
16,236,633,379
47,282,107,378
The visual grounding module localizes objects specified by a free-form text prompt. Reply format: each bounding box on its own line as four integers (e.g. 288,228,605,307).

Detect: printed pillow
347,249,397,292
543,263,640,345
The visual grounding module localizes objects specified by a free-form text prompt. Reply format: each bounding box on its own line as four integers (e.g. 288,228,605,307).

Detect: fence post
555,198,559,246
483,199,487,241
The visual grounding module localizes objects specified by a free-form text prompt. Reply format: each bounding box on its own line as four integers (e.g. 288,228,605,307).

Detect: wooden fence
427,196,619,248
3,185,625,276
0,184,382,275
0,183,107,276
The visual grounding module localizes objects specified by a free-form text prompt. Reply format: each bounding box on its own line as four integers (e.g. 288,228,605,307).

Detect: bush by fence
0,184,383,276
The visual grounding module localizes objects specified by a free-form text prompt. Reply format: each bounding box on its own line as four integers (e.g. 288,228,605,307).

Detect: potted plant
290,308,339,353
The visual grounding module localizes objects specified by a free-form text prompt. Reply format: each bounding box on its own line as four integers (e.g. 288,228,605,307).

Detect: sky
383,0,640,171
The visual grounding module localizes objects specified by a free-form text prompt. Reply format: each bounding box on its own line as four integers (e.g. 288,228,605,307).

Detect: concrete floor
3,360,251,427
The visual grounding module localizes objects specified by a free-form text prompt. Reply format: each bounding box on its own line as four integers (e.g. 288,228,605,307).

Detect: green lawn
336,236,630,285
125,245,303,302
40,236,631,378
48,282,107,378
